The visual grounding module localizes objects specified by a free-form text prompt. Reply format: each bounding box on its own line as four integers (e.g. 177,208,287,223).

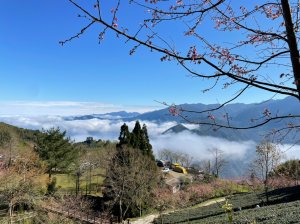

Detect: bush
268,177,297,188
212,180,245,196
188,180,251,202
188,183,214,201
47,177,57,195
179,176,191,189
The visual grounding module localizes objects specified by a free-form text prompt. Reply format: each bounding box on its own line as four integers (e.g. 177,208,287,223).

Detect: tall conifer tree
34,127,78,177
117,123,131,147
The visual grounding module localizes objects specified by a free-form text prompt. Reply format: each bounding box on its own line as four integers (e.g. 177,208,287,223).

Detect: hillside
0,122,39,156
163,124,190,134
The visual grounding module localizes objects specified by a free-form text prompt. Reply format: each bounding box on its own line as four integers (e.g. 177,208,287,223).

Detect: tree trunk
215,155,219,178
119,199,123,223
139,204,142,217
160,209,164,224
281,0,300,98
265,185,269,203
9,202,13,224
265,167,269,203
75,172,80,196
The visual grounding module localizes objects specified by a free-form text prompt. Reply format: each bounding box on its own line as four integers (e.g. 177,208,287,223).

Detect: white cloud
1,115,300,163
0,115,254,160
0,101,162,116
151,131,256,160
0,115,176,142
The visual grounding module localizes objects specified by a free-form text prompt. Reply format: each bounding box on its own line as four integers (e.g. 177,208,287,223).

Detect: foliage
273,159,300,183
39,136,114,196
47,177,57,195
103,146,159,221
0,129,11,148
84,136,95,147
118,121,155,160
188,183,214,202
0,123,40,169
187,179,251,205
0,122,39,144
178,176,192,189
34,127,78,177
152,188,183,215
266,176,298,189
152,187,193,224
221,199,233,224
103,122,157,220
117,123,131,147
0,149,46,219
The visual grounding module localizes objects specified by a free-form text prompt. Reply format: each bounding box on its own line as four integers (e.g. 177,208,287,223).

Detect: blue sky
2,1,300,162
0,0,285,115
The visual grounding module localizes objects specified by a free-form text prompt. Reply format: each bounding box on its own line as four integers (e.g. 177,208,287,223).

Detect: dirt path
130,214,159,224
192,197,225,208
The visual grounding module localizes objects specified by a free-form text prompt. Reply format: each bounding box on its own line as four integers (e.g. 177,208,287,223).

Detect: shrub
47,177,57,195
268,177,297,189
188,183,214,201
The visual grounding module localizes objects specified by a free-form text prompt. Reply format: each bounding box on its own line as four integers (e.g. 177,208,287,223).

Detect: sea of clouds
1,115,300,163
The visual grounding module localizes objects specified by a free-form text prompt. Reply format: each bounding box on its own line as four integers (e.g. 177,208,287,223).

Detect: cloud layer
0,115,256,162
0,101,162,116
0,115,299,167
151,131,256,160
0,115,177,142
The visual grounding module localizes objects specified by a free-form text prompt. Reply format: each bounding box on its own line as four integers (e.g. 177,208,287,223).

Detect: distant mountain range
65,111,141,121
65,96,300,143
2,96,300,178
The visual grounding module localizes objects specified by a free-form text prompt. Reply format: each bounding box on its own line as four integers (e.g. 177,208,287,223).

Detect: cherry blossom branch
131,0,225,16
59,20,96,46
178,114,300,130
214,3,288,43
64,0,299,99
95,0,101,20
179,84,250,115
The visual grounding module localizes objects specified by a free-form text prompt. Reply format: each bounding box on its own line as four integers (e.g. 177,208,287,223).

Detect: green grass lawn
38,168,105,196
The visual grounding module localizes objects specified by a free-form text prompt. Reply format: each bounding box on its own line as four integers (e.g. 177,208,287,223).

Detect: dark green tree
117,123,131,147
141,124,154,160
103,123,158,220
127,121,155,160
130,121,142,149
34,127,78,178
85,136,94,147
